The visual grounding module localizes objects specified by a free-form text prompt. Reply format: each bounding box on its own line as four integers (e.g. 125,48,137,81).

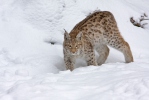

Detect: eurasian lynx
63,11,133,71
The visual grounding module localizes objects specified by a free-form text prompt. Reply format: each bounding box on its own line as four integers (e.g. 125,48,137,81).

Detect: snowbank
0,0,149,100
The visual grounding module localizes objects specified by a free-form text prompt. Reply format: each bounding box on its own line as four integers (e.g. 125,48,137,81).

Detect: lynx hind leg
107,37,133,63
96,44,109,65
121,42,133,63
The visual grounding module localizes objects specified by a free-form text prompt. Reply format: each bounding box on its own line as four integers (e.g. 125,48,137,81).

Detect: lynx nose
71,49,76,54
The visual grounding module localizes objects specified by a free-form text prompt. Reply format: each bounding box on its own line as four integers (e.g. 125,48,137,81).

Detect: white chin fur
71,52,80,55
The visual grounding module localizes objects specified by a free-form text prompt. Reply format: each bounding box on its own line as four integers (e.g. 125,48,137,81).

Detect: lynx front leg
85,50,97,66
64,56,75,71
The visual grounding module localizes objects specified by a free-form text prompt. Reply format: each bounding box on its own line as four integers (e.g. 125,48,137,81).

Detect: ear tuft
64,29,70,40
64,29,67,33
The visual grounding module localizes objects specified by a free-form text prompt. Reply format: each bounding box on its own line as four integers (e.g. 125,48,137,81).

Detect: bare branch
130,13,149,28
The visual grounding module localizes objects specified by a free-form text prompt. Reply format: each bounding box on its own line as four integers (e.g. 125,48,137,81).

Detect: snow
0,0,149,100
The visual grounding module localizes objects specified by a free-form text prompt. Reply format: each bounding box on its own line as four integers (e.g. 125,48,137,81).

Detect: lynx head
63,29,83,55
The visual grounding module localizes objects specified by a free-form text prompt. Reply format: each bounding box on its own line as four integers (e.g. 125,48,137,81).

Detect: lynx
63,11,133,71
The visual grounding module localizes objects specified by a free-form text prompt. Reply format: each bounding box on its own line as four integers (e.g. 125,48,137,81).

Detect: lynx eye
69,45,72,48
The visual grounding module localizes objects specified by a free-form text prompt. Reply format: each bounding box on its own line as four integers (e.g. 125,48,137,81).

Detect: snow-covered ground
0,0,149,100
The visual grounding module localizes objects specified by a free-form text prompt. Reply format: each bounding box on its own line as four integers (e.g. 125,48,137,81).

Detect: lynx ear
64,29,70,40
76,32,82,40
